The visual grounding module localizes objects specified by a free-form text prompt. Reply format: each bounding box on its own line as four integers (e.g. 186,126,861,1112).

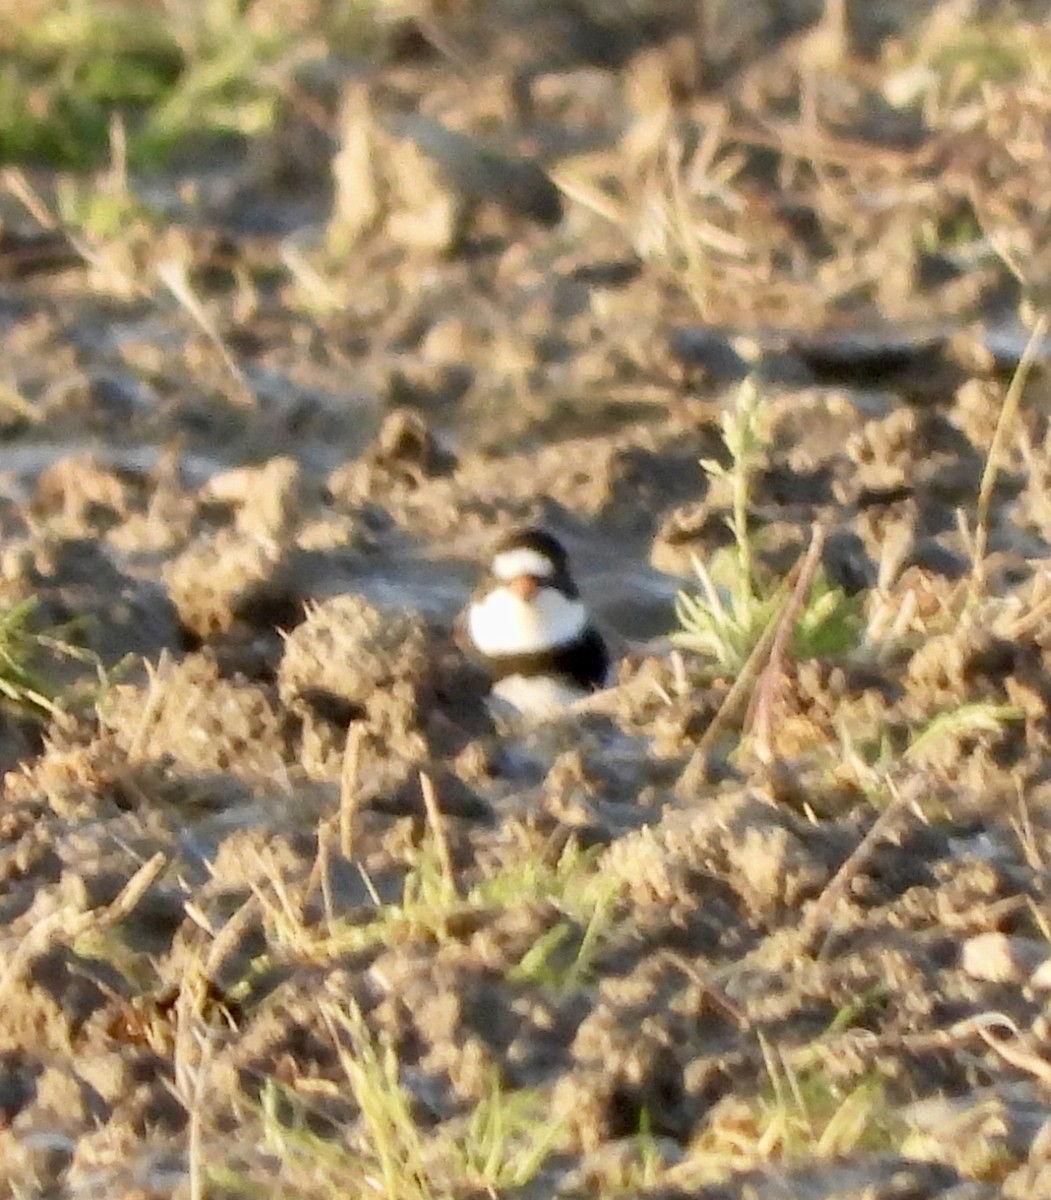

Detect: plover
465,527,610,716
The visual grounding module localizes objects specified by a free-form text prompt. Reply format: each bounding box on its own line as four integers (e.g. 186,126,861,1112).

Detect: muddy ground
3,1,1051,1197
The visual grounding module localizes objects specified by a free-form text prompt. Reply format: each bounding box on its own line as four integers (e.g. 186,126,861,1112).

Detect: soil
3,2,1051,1197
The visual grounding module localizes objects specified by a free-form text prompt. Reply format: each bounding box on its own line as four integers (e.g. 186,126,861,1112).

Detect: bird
464,526,610,716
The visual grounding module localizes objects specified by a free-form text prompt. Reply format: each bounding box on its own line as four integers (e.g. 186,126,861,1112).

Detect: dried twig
972,312,1047,593
784,1010,1026,1070
0,852,166,998
747,522,827,763
156,256,257,408
802,778,914,946
339,722,365,859
663,950,750,1030
973,1020,1051,1090
682,533,819,778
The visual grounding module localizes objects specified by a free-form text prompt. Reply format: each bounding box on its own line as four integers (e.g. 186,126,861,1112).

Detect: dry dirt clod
278,593,432,717
961,932,1051,987
200,456,310,541
10,3,1051,1195
162,528,302,638
327,84,561,257
32,455,139,531
102,651,288,781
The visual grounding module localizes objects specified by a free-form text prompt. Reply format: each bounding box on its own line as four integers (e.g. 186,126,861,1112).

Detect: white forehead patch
468,585,587,656
491,547,555,582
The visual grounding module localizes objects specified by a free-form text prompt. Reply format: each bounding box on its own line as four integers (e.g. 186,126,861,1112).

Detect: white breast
467,585,587,656
490,673,587,717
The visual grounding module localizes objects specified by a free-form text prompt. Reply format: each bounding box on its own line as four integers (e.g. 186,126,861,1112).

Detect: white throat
468,585,588,657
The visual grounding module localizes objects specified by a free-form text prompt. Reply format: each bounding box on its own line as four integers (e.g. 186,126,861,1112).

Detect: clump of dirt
277,591,489,771
102,651,290,780
278,594,432,721
163,529,300,637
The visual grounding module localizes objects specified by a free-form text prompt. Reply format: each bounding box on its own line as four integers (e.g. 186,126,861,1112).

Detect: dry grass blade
972,312,1048,593
187,1033,213,1200
156,256,257,407
125,649,174,762
318,821,336,932
201,893,259,985
304,816,338,935
420,771,457,899
973,1021,1051,1090
1,167,59,231
784,1011,1032,1077
95,851,167,930
548,167,627,225
164,953,219,1198
1,166,143,295
680,594,784,777
0,910,75,1000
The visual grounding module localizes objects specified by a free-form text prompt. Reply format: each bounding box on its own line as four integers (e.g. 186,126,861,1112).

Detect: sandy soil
3,2,1051,1197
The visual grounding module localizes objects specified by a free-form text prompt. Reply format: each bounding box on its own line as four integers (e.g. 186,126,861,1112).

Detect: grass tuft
250,827,622,993
673,377,863,676
0,0,324,169
679,1055,903,1187
324,999,433,1200
232,1001,564,1198
0,596,101,718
